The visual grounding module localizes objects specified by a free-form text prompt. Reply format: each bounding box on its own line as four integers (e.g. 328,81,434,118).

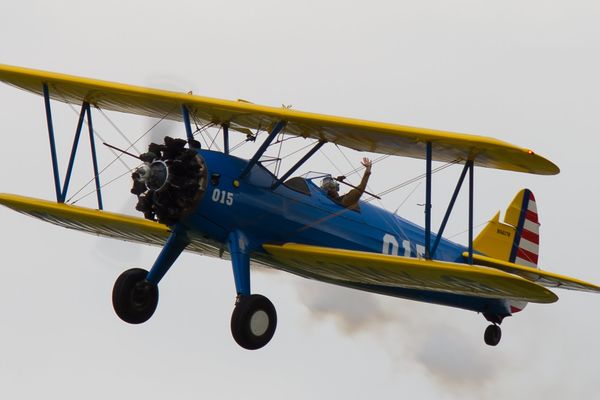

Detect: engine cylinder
131,137,207,226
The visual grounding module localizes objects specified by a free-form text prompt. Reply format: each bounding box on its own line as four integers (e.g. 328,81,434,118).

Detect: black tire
112,268,159,324
231,294,277,350
484,324,502,346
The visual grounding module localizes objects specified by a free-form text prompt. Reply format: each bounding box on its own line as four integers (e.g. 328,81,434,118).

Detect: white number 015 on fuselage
0,64,598,350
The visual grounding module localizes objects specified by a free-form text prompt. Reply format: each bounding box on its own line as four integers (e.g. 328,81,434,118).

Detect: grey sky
1,1,599,399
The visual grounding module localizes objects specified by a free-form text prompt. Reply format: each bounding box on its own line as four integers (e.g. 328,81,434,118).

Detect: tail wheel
231,294,277,350
131,136,207,226
484,324,502,346
112,268,159,324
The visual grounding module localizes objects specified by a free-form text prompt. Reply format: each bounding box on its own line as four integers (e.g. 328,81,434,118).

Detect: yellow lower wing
264,243,557,303
463,252,600,293
0,193,222,257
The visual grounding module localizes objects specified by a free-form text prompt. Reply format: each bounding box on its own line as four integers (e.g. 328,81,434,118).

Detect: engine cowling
131,137,207,226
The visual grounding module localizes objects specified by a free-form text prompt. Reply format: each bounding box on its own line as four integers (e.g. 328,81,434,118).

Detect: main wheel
231,294,277,350
484,324,502,346
112,268,159,324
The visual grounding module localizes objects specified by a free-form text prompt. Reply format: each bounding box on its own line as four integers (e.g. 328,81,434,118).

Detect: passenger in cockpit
321,157,372,210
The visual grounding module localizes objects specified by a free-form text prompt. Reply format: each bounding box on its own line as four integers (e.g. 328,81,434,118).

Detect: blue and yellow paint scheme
0,64,597,349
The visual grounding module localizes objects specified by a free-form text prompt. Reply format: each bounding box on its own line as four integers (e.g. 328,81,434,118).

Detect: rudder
473,189,540,314
505,189,539,268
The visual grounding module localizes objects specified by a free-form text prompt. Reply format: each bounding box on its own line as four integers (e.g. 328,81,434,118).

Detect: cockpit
283,176,311,195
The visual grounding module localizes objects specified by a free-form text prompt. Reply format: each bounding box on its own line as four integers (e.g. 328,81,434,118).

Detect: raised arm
340,158,373,209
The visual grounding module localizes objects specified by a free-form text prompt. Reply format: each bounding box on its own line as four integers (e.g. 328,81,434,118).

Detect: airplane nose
134,160,169,192
131,136,208,226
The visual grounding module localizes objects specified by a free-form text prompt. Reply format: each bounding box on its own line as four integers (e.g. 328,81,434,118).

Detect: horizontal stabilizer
264,243,557,303
462,252,600,294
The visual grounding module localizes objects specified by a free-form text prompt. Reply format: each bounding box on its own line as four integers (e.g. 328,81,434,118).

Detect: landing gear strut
484,324,502,346
228,230,277,350
112,225,189,324
231,294,277,350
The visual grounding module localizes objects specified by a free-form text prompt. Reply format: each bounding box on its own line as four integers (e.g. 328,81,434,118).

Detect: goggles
321,176,340,192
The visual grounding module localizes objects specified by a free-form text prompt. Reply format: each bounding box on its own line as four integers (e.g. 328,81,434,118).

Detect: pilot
321,157,372,209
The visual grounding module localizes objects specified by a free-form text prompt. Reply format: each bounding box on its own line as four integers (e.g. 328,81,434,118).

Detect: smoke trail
294,279,505,393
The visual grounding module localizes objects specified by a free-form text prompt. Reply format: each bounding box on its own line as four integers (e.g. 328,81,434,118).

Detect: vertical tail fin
474,189,539,268
473,189,540,313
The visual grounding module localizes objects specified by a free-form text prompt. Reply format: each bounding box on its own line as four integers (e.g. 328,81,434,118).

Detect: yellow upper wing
264,243,558,303
464,252,600,294
0,64,558,175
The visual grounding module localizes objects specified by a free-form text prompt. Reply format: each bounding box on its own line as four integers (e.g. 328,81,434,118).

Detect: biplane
0,64,598,350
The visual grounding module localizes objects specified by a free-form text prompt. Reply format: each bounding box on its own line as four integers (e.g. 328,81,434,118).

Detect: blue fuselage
183,150,510,317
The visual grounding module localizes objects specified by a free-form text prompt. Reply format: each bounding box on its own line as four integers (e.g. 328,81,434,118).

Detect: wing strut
424,142,475,263
430,160,473,259
43,83,62,201
85,103,103,210
223,123,230,155
42,84,103,209
239,121,286,179
468,160,474,264
181,105,195,146
61,102,87,202
425,142,432,258
271,140,326,189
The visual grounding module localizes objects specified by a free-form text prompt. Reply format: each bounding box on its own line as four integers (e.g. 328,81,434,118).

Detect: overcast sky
1,1,600,399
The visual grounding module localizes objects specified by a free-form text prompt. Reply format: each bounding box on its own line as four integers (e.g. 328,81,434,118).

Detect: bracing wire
320,149,346,176
271,135,300,146
206,126,222,152
190,117,215,137
71,164,140,205
199,131,212,149
274,131,285,177
189,113,230,152
393,182,422,214
54,84,173,158
332,144,411,240
335,144,359,176
446,221,487,240
334,144,380,193
229,129,259,153
65,103,178,203
274,140,316,167
365,160,460,201
342,153,390,177
62,99,132,171
97,108,142,154
229,140,247,153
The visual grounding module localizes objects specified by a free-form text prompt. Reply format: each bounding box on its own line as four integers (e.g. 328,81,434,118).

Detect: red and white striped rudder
511,190,539,269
